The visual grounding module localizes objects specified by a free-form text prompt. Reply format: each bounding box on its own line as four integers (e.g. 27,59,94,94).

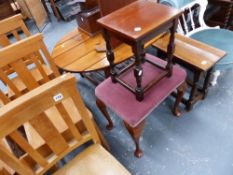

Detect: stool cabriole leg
96,98,114,130
173,82,187,117
123,120,145,158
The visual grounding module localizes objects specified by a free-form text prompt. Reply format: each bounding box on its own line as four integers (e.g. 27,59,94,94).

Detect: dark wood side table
97,0,137,47
97,0,182,101
152,33,226,110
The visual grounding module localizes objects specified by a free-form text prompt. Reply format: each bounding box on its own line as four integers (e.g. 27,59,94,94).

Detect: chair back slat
188,7,195,30
177,20,185,34
0,145,33,175
35,51,46,64
32,52,49,82
181,13,189,33
0,69,22,98
0,33,60,104
0,74,101,175
40,43,60,77
0,35,11,47
9,131,48,167
0,90,10,105
0,167,11,175
11,30,21,42
68,87,100,144
0,14,30,47
29,112,69,155
0,139,16,175
11,59,39,90
55,103,83,141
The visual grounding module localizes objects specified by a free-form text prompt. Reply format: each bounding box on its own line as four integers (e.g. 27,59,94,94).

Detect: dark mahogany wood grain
98,1,182,40
98,0,182,101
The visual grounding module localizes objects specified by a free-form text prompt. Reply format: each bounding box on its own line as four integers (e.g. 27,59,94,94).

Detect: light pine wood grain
0,73,129,175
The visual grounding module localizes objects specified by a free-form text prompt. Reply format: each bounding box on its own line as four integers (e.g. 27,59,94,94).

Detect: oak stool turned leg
123,120,145,158
173,82,187,117
96,98,114,130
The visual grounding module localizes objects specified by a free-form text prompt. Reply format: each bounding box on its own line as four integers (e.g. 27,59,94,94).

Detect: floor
37,15,233,175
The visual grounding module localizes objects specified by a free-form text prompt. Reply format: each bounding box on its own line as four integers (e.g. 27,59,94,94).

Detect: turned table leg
186,71,201,111
166,18,178,77
202,68,213,99
102,29,117,83
173,82,187,117
132,43,144,101
96,98,114,130
104,67,111,78
123,120,145,158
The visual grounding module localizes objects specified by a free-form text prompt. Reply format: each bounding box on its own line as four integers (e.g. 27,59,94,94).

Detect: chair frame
0,33,60,104
175,0,219,36
0,14,30,47
0,74,101,175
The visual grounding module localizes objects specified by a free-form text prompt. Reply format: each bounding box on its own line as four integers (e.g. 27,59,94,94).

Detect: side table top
97,0,182,40
51,29,133,73
152,33,226,71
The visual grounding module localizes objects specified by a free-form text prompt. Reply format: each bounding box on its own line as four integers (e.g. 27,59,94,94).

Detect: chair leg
93,122,110,151
96,98,114,130
49,164,59,173
123,120,145,158
173,82,187,117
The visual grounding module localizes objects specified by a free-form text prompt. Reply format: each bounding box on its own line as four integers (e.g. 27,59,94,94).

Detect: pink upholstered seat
95,54,187,127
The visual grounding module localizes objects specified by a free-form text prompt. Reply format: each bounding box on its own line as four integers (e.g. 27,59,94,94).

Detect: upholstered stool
95,54,187,158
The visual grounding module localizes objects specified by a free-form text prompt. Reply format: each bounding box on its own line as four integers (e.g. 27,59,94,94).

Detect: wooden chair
0,32,109,152
0,14,34,78
0,73,131,175
0,14,30,48
0,32,61,158
160,0,233,85
0,33,60,104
